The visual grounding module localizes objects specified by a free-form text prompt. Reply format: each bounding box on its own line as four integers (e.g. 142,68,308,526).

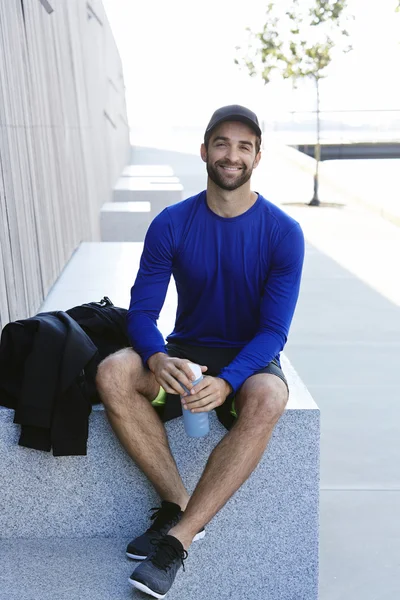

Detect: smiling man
96,105,305,598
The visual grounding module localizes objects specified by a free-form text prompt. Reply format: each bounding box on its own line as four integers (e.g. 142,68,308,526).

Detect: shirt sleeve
218,223,305,393
126,209,175,364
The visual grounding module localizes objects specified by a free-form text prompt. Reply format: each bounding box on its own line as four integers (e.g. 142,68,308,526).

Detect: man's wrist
147,352,166,372
218,377,233,397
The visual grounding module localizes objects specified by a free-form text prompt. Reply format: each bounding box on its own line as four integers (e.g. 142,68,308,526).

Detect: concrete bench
113,176,184,217
0,242,319,600
120,176,181,185
100,201,151,242
122,165,174,177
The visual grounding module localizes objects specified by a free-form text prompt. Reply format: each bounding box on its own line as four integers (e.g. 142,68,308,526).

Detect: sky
102,0,400,130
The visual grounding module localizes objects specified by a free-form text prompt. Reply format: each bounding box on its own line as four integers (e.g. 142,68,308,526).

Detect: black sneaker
126,500,205,560
128,535,188,599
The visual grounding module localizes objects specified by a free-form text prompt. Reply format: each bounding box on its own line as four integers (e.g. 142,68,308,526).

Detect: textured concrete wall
0,0,130,329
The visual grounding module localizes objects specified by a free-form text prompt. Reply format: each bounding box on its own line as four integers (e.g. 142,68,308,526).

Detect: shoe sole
126,528,205,561
129,578,166,599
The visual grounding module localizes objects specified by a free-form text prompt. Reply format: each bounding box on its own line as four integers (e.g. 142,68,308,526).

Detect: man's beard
206,159,254,191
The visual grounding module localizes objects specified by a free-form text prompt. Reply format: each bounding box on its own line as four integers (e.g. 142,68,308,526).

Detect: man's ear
200,143,207,163
253,151,262,169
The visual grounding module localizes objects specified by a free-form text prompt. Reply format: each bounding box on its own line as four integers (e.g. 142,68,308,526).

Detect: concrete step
100,201,151,241
121,176,181,184
113,176,183,217
2,521,308,600
1,537,134,600
122,164,174,177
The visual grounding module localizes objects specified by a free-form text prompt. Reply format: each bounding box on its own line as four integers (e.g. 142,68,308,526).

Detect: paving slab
285,343,400,388
319,491,400,600
291,262,400,343
280,206,400,598
309,385,400,489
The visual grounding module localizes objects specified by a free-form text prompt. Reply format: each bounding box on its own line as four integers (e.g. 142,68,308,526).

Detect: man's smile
218,165,243,172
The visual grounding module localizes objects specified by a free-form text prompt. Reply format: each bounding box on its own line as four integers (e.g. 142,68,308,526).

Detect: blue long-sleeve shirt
127,191,304,393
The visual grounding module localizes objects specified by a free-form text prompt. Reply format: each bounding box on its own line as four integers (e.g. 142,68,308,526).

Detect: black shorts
152,342,288,431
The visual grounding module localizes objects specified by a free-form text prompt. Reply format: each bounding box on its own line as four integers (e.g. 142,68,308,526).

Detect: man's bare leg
96,348,190,509
168,373,288,548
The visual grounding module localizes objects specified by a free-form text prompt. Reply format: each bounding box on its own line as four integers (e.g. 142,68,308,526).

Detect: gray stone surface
114,177,182,192
0,397,319,520
112,177,183,216
100,201,151,241
0,402,319,599
120,175,181,184
131,146,207,199
0,537,135,600
0,509,319,600
122,164,174,177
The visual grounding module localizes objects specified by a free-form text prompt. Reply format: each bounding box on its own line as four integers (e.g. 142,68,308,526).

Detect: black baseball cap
204,105,262,140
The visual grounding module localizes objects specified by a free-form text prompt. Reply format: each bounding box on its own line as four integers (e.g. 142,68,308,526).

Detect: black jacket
0,297,128,456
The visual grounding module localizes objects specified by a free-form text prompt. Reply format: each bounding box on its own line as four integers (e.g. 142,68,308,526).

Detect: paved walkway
282,206,400,600
131,141,400,599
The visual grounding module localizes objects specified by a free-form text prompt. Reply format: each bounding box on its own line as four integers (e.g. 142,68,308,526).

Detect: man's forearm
218,329,285,393
126,309,167,365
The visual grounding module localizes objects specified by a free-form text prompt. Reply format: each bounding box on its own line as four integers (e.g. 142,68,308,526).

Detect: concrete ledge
100,202,151,242
2,529,315,600
112,177,184,216
0,366,319,598
113,176,183,197
0,242,320,600
0,365,318,535
122,164,174,177
120,176,181,184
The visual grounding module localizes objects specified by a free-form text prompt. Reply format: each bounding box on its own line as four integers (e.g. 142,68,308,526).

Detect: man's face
201,121,261,191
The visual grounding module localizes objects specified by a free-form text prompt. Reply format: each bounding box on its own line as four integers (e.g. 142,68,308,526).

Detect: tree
235,0,353,206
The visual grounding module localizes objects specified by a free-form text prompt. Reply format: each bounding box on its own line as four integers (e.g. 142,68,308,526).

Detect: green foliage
235,0,354,204
235,0,353,86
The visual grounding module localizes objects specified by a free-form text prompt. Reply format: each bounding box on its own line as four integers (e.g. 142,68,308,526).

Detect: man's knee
95,348,144,401
235,374,288,427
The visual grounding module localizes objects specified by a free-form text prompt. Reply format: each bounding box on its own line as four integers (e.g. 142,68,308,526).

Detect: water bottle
180,362,210,438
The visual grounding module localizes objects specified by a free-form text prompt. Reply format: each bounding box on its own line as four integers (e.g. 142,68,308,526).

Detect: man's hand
148,352,207,395
181,376,232,413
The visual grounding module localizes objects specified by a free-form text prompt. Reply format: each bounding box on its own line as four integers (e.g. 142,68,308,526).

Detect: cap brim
206,115,262,138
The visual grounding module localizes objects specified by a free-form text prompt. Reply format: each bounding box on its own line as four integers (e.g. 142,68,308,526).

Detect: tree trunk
309,77,321,206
